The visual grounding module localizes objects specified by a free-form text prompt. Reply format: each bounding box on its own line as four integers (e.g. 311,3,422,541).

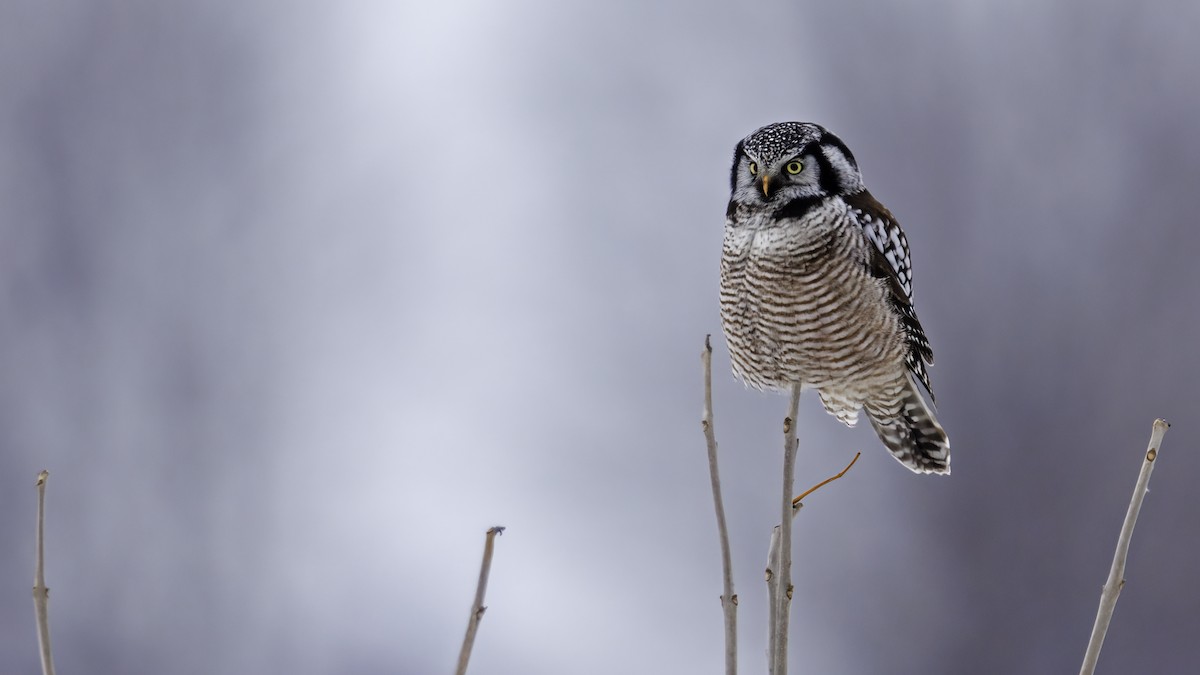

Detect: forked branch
700,334,860,675
767,449,861,675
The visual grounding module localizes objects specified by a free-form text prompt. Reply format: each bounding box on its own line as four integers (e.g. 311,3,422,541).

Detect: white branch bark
767,524,778,667
456,525,504,675
701,336,738,675
33,470,56,675
770,384,802,675
1079,418,1170,675
766,504,800,674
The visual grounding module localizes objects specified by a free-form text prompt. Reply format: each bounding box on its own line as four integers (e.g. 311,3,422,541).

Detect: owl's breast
718,201,905,391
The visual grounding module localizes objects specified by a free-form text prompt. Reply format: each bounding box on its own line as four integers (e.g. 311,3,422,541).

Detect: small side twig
1079,418,1170,675
33,470,56,675
456,525,504,675
701,335,738,675
770,384,802,675
792,452,861,507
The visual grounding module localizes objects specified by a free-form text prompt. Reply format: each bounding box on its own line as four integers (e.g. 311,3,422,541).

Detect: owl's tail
865,374,950,475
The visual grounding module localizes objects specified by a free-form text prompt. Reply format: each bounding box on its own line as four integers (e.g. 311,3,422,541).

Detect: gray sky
3,1,1198,673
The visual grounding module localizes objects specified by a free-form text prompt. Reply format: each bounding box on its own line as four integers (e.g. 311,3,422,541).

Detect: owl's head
729,122,863,205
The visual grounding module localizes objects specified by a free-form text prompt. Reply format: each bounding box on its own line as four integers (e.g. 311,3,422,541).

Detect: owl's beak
761,175,772,198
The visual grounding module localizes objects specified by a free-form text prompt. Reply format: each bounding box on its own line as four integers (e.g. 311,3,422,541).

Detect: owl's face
729,122,863,206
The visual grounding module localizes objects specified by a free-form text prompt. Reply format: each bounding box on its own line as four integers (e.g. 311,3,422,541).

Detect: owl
719,122,950,474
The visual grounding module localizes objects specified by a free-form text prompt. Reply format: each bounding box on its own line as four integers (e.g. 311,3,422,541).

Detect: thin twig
456,525,504,675
793,453,861,507
33,470,55,675
1079,419,1170,675
771,384,802,675
767,523,777,671
701,335,738,675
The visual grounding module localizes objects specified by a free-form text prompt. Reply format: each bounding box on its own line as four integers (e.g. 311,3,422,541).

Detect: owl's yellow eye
748,162,758,176
785,160,803,175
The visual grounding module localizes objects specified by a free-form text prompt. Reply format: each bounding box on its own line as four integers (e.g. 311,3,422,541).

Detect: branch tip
33,468,56,675
1079,419,1170,675
456,527,504,675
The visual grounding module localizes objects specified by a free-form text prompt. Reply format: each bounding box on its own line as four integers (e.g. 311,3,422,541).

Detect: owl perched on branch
719,122,950,474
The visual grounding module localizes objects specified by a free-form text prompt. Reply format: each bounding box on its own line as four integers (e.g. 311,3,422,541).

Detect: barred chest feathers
719,196,907,397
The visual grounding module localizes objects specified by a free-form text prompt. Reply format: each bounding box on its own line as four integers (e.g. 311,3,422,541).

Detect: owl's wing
845,190,936,400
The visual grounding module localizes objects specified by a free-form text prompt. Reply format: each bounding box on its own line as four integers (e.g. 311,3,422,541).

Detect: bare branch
1079,418,1170,675
770,384,802,675
767,524,778,666
33,470,56,675
456,525,504,675
766,502,800,673
701,335,738,675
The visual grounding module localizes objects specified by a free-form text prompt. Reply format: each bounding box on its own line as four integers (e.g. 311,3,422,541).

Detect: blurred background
2,1,1197,673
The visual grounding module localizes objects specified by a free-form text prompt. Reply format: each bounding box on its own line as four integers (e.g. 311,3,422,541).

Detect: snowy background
3,1,1198,673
